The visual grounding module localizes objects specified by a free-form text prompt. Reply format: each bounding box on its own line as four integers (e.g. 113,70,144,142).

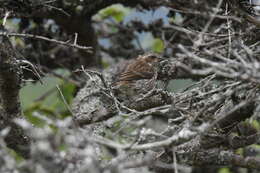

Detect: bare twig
0,32,93,52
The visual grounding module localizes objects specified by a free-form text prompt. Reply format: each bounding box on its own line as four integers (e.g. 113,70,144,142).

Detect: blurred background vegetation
14,4,193,127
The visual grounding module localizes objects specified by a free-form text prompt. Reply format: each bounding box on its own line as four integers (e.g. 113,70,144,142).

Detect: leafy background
18,4,193,126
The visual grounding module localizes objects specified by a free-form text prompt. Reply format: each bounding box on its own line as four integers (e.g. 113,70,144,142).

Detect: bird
114,54,162,85
112,53,163,102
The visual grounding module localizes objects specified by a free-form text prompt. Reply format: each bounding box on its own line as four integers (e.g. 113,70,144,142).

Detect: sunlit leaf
218,168,231,173
97,4,130,22
252,119,260,130
152,38,164,53
235,148,243,155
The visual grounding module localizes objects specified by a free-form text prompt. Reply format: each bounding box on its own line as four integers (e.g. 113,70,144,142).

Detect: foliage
95,4,131,22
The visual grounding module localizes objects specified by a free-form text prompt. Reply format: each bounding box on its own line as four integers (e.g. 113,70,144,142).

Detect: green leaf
20,69,74,118
252,120,260,130
8,148,24,162
218,168,231,173
97,4,130,22
152,38,164,53
59,81,76,105
24,103,57,127
20,76,62,109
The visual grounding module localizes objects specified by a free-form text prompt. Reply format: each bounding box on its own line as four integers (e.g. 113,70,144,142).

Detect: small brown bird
114,54,162,85
112,54,163,101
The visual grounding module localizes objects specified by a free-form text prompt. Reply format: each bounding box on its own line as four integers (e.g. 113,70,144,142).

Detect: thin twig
0,32,93,52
